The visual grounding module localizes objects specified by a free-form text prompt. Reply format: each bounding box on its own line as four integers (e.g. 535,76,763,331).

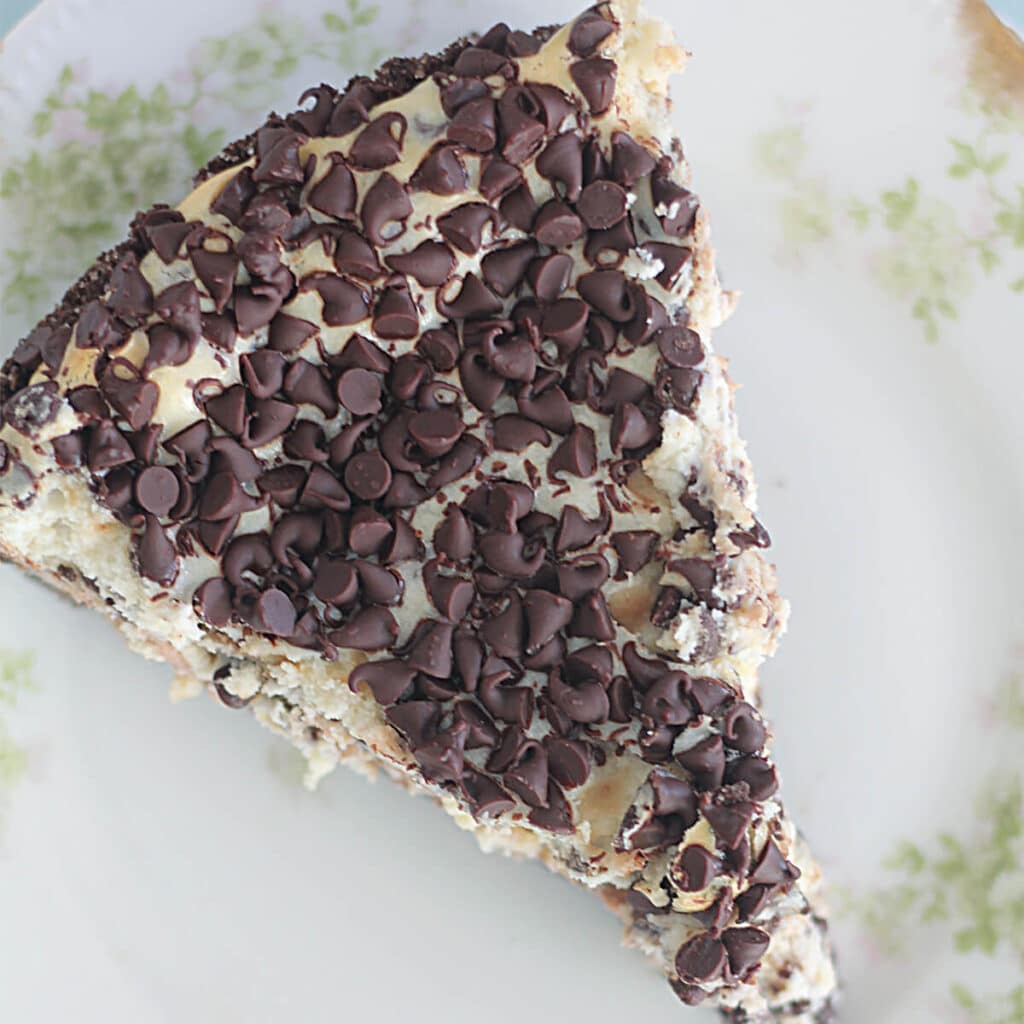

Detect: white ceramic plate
1,2,1022,1021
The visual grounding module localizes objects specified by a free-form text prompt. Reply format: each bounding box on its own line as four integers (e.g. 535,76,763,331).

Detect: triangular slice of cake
0,3,837,1018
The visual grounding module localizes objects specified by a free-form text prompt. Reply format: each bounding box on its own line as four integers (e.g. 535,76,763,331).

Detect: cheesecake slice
0,3,837,1018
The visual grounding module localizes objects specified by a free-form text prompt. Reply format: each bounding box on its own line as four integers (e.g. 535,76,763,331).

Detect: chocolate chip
284,361,337,417
651,163,700,237
584,218,635,268
522,590,573,653
369,277,418,339
527,253,573,302
145,216,194,262
610,131,656,188
489,415,546,452
409,409,464,458
438,274,503,321
704,801,755,850
555,554,609,602
309,154,357,221
437,203,495,256
675,933,726,983
333,367,380,417
434,507,474,562
478,241,536,299
735,885,773,924
656,366,702,411
349,112,406,170
447,96,497,153
416,327,461,372
577,269,635,322
211,167,256,225
415,721,469,784
349,659,415,705
479,157,522,201
656,324,703,367
496,87,545,166
479,532,544,580
454,45,512,78
570,57,617,115
386,240,455,288
87,421,134,472
480,591,526,660
330,230,383,281
411,144,468,195
549,424,597,478
297,464,349,511
330,606,398,650
343,450,392,501
533,201,584,248
406,620,454,678
328,78,378,134
575,181,626,233
242,398,297,449
650,770,698,826
748,837,797,887
568,591,615,642
537,300,586,358
462,769,516,818
723,703,767,754
132,465,179,517
677,735,726,791
503,739,549,807
307,273,370,327
535,132,584,202
545,737,591,789
611,530,658,574
426,572,475,621
253,125,306,185
335,334,393,374
642,672,693,726
108,253,154,323
264,314,313,355
194,578,233,627
238,350,284,401
612,402,660,452
233,279,288,336
569,10,617,56
674,846,718,892
726,756,778,802
247,588,297,637
554,505,608,553
644,242,692,290
136,515,178,584
651,585,683,627
721,927,770,977
360,172,412,245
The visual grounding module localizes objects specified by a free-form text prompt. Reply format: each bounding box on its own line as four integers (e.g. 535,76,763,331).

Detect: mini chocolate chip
349,112,406,170
723,703,767,754
704,801,756,850
372,278,420,340
675,933,726,983
721,927,770,977
434,507,474,562
266,313,315,354
252,126,305,185
570,56,617,115
726,755,779,802
411,144,469,195
344,450,392,500
406,620,455,679
577,269,635,322
523,590,574,653
642,672,694,726
533,201,584,247
527,253,573,302
87,421,134,472
447,96,497,153
409,409,464,458
307,273,370,326
137,515,178,584
612,530,659,574
241,397,297,449
549,424,597,478
330,606,398,651
612,402,660,452
360,172,412,245
333,230,384,280
98,362,158,431
497,86,546,164
350,659,415,705
479,158,521,202
677,735,726,791
479,531,545,580
536,132,584,202
674,845,719,893
240,350,286,400
108,253,154,323
134,465,180,516
611,131,656,187
386,240,455,287
656,324,703,367
545,737,591,789
644,242,693,290
336,367,382,416
578,180,629,230
554,505,608,553
568,9,617,56
438,274,503,321
749,837,798,887
652,164,700,236
194,578,233,627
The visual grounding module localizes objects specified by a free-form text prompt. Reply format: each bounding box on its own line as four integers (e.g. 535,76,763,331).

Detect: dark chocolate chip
652,164,700,237
360,172,412,245
612,530,659,573
549,424,597,478
336,367,382,416
343,450,392,500
556,554,610,601
308,273,370,327
554,504,608,553
87,420,134,472
349,112,407,170
577,269,635,322
333,230,384,280
578,180,629,230
527,253,573,302
569,590,616,642
611,131,656,187
480,592,525,659
479,157,522,201
704,801,756,850
478,531,545,580
723,703,768,754
533,200,584,247
748,837,798,887
568,9,617,56
504,739,549,807
407,620,455,679
536,131,584,202
545,737,590,789
386,240,455,287
656,324,704,367
411,144,469,195
240,350,286,400
645,242,693,290
145,217,194,263
252,126,306,185
134,465,180,516
438,274,503,321
136,515,178,584
447,96,497,153
675,846,719,892
108,253,154,323
675,933,726,983
194,578,233,627
570,56,617,115
267,313,316,354
330,607,398,651
523,590,574,653
497,86,546,164
211,167,256,225
191,248,237,313
434,506,474,562
677,735,726,791
642,672,694,726
612,401,660,452
241,397,297,449
585,217,636,268
721,927,770,977
650,770,698,825
144,324,194,372
349,659,415,705
726,755,779,802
